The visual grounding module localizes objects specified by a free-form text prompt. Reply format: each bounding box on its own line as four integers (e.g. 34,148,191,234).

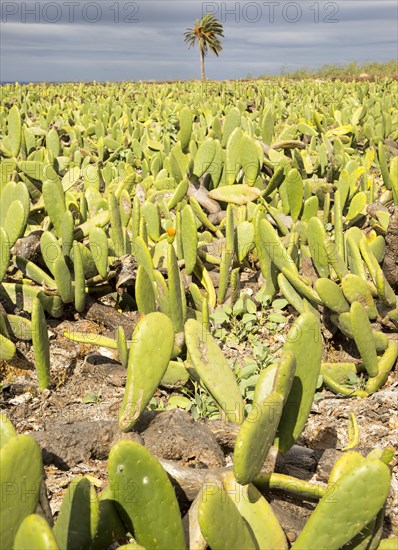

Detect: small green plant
210,293,287,345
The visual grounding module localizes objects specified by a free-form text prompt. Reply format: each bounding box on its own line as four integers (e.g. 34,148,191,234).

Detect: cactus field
0,78,397,549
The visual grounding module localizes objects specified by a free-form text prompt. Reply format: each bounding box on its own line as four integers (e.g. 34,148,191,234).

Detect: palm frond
184,14,224,57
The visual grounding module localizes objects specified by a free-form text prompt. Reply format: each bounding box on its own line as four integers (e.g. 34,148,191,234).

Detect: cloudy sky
1,1,397,82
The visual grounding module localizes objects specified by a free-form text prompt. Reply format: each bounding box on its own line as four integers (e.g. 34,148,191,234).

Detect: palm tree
184,14,224,82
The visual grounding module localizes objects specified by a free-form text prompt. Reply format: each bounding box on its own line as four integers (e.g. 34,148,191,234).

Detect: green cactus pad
42,179,66,237
240,134,260,186
223,472,288,550
91,485,127,550
0,434,43,550
0,283,64,318
262,165,285,197
350,301,378,377
225,127,243,184
178,108,193,153
185,488,207,550
234,390,284,485
3,199,28,247
256,218,299,276
46,127,60,157
254,472,326,500
346,235,368,280
40,232,72,303
161,360,189,388
118,312,174,431
89,227,108,279
181,204,198,274
359,238,396,307
328,451,366,484
167,178,189,210
281,268,322,305
134,236,155,281
315,278,350,314
53,477,99,550
0,332,16,361
235,220,255,263
285,168,303,222
4,314,31,341
368,234,386,263
377,141,391,190
273,350,297,399
108,440,186,549
198,481,257,550
324,240,349,281
346,192,367,222
377,538,398,549
40,231,59,274
72,241,85,313
275,312,322,454
184,318,244,423
135,265,157,315
307,217,329,278
74,209,110,240
293,459,391,550
209,184,261,205
342,274,378,320
3,105,22,157
193,137,216,178
217,250,233,304
0,412,16,448
31,297,51,390
63,330,117,348
109,191,125,256
321,363,367,397
153,270,171,316
252,364,278,407
302,195,319,222
167,243,185,332
222,107,241,146
14,514,59,550
278,273,304,314
141,202,161,242
14,255,56,289
365,340,398,394
390,157,398,203
373,332,389,353
115,326,128,369
342,516,380,550
0,227,10,283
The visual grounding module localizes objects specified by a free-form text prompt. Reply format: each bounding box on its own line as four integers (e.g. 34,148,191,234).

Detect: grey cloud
0,0,397,82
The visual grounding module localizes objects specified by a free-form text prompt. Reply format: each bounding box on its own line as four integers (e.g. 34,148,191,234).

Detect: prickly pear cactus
184,318,244,423
315,278,350,314
275,311,322,454
53,476,99,550
0,433,43,549
222,472,288,549
14,514,59,550
0,412,16,448
91,485,127,550
118,312,174,431
293,459,391,550
233,391,284,485
350,301,378,377
198,480,257,550
31,297,51,390
108,440,186,549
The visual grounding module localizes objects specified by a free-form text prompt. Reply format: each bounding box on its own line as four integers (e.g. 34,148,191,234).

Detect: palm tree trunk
200,49,205,82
